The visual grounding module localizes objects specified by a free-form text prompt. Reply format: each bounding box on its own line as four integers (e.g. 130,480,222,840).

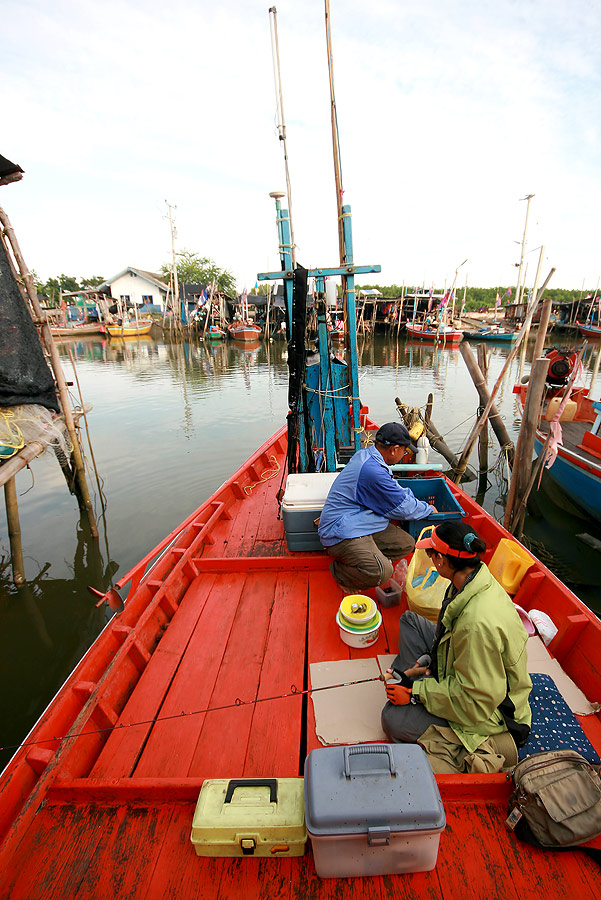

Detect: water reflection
0,516,117,771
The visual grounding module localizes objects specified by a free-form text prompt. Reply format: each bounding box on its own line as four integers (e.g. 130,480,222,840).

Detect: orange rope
243,454,281,495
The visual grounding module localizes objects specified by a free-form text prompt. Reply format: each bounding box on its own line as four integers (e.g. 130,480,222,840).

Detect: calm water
1,331,600,769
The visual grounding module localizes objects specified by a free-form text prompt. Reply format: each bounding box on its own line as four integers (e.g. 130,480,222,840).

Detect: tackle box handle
224,778,278,804
343,744,397,778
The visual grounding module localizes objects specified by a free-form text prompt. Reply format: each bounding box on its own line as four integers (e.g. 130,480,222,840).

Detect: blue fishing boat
463,326,518,342
513,350,601,522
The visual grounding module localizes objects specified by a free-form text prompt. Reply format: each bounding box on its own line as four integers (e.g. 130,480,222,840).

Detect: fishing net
0,232,59,412
0,405,72,461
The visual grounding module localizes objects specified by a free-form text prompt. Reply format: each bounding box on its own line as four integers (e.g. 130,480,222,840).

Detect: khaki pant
326,522,415,592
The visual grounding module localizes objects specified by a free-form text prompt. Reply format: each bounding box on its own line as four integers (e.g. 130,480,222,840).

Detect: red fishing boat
228,322,262,341
0,419,600,898
2,10,600,896
576,321,601,340
405,322,463,344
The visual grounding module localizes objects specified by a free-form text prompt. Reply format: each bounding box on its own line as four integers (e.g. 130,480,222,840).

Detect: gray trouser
381,610,448,743
326,522,415,592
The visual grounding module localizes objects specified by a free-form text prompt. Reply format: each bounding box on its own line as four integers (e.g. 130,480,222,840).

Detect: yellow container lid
339,594,376,623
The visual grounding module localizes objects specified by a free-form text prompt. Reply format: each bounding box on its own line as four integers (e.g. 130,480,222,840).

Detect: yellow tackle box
190,777,307,858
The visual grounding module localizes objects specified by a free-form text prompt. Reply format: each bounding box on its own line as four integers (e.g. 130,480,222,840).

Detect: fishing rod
0,674,387,755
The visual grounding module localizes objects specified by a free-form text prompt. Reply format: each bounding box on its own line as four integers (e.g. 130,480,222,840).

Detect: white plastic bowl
335,609,382,648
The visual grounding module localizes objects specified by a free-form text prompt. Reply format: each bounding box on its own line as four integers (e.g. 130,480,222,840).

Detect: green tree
161,250,236,295
81,275,105,288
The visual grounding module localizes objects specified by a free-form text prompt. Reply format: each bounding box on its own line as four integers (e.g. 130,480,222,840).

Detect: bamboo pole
452,268,555,483
458,341,515,465
4,477,26,585
503,356,550,534
0,206,98,536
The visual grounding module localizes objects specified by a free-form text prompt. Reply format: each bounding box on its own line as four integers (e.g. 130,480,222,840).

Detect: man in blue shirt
318,422,435,592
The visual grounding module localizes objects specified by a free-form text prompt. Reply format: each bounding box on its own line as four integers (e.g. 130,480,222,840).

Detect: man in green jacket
381,521,532,772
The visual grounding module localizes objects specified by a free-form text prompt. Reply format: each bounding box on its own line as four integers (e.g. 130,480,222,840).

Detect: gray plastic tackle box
304,743,445,878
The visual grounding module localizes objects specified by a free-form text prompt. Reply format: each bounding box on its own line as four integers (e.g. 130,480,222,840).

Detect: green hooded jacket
412,562,532,753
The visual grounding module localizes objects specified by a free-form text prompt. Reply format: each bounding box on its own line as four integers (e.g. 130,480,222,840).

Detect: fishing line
0,675,385,755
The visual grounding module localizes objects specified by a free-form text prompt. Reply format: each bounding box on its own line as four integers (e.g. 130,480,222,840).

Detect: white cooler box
304,743,445,878
281,472,339,552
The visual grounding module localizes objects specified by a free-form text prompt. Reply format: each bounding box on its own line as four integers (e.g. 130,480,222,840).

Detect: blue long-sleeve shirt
317,445,434,547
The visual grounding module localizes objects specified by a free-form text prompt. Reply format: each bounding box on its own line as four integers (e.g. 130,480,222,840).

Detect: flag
506,287,512,296
254,281,259,294
197,288,208,308
495,292,501,307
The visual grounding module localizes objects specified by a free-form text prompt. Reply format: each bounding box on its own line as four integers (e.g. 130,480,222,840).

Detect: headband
427,528,480,559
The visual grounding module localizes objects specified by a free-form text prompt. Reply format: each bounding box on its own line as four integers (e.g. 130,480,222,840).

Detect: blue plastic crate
395,477,465,539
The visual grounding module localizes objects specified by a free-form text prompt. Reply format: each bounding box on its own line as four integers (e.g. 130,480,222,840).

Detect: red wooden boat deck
1,426,601,898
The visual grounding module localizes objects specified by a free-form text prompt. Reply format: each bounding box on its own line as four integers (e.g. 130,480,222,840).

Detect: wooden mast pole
514,193,535,305
0,207,98,537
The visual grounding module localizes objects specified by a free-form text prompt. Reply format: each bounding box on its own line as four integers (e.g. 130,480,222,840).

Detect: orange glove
385,683,412,705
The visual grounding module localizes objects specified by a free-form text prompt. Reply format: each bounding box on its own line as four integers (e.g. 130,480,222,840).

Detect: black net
0,236,59,412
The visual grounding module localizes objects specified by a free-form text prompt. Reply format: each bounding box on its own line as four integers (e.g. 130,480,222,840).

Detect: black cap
375,422,418,454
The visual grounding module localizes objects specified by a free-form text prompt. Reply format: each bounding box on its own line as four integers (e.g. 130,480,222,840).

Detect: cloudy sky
2,0,600,293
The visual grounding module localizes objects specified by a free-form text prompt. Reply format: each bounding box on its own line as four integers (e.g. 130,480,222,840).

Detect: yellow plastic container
544,397,577,421
190,777,307,857
488,539,534,595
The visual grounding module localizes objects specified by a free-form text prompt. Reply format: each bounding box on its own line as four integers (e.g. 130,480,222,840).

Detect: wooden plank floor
3,447,601,899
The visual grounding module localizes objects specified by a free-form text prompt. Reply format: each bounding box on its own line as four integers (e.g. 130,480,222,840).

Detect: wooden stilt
503,356,550,535
477,344,489,495
4,477,25,586
452,268,555,484
459,341,515,466
0,206,98,537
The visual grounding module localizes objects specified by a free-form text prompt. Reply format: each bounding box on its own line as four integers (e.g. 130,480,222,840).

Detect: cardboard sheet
310,640,599,747
310,658,389,745
526,635,600,716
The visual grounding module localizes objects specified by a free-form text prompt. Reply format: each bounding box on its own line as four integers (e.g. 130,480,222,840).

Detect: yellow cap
339,594,377,622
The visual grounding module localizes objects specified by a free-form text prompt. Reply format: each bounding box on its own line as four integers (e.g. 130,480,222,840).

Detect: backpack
506,750,601,856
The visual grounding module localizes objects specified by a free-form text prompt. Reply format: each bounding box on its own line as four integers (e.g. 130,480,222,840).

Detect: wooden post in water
477,344,489,495
0,206,98,537
503,356,550,535
4,477,25,586
532,291,554,362
458,341,515,466
452,268,555,484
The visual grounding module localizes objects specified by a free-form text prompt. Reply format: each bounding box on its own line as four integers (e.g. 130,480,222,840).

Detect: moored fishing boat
50,322,105,337
206,325,226,340
463,326,518,342
105,319,153,337
576,321,601,340
228,322,262,341
406,322,463,344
